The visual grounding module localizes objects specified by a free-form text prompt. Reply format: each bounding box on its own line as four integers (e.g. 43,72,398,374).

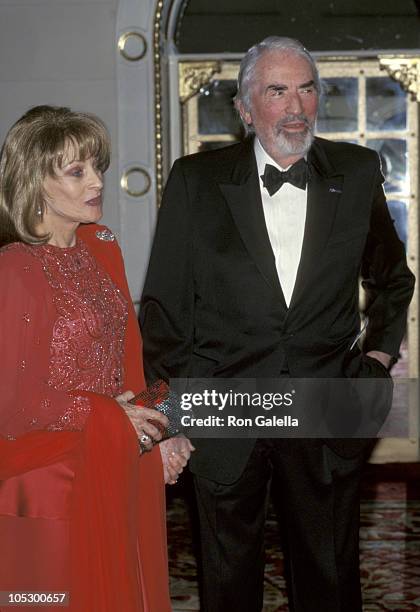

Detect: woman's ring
139,433,152,454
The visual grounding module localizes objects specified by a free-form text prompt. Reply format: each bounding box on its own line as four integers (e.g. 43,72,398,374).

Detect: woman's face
42,148,104,233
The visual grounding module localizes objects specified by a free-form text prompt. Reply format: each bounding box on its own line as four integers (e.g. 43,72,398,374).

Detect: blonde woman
0,106,191,611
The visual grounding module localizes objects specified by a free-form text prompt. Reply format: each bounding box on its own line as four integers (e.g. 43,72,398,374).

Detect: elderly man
141,37,414,612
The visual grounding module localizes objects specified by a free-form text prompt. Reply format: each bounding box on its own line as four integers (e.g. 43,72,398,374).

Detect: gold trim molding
379,56,420,102
153,0,164,206
179,61,222,103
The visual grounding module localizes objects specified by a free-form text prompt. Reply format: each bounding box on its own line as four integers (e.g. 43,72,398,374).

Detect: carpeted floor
167,464,420,611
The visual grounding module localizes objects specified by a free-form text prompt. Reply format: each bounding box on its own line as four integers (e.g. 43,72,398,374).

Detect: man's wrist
365,350,394,370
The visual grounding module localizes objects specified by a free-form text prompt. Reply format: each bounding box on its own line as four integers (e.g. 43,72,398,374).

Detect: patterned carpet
167,465,420,611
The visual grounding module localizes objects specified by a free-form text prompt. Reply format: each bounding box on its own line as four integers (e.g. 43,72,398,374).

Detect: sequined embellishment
47,396,91,431
2,239,128,435
40,398,52,409
96,229,115,242
27,239,128,401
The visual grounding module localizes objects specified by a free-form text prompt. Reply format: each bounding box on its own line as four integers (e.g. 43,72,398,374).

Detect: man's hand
365,350,392,370
160,436,195,485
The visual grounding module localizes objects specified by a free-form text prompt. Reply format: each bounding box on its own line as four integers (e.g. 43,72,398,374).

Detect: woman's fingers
160,446,181,484
167,466,181,485
159,441,189,484
167,464,179,483
119,404,168,443
169,454,186,470
177,440,194,460
139,433,154,452
163,436,195,461
140,419,162,442
137,408,168,442
135,406,169,427
115,389,135,402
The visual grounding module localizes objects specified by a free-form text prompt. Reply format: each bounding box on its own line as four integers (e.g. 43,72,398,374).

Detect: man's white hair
234,36,321,135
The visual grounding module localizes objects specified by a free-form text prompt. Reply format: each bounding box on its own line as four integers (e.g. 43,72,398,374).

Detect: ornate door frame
115,0,183,304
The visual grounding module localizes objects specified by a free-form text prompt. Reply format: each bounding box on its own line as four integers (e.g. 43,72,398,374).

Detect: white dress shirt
254,138,307,307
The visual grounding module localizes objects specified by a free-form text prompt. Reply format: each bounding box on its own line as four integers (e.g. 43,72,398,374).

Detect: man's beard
274,114,315,157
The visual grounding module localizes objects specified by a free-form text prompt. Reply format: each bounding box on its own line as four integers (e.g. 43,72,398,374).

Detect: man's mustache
276,114,313,131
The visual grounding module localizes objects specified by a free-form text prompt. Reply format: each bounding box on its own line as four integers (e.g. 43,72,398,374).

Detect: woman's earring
36,205,42,216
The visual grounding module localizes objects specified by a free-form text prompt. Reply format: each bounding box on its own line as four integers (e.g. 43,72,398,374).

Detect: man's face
238,50,319,165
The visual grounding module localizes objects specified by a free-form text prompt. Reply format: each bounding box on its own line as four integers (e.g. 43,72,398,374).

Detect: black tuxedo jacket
140,137,414,483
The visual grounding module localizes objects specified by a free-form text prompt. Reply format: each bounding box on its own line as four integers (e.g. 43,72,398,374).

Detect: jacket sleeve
361,161,415,357
140,159,195,383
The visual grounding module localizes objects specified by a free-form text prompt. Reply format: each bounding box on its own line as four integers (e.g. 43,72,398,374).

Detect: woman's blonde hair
0,105,110,246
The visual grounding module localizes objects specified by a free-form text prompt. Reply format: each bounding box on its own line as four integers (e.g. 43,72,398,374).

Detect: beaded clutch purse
130,380,183,446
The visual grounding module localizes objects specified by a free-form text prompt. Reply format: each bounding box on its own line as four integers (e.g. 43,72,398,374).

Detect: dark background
176,0,420,53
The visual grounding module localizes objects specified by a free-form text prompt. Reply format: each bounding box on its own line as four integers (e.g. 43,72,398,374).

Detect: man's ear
235,100,252,126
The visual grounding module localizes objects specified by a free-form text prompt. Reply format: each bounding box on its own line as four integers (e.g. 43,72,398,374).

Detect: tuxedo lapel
217,141,287,307
289,139,344,309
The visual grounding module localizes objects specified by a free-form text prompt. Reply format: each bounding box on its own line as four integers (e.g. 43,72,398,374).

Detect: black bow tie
261,158,309,195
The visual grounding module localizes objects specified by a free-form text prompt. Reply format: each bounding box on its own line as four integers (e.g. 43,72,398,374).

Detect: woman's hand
160,436,195,485
116,390,169,452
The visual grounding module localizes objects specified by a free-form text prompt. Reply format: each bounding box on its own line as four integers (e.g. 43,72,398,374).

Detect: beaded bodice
26,239,128,397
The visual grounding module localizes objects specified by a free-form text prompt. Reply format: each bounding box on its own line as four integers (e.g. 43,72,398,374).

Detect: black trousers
193,439,365,612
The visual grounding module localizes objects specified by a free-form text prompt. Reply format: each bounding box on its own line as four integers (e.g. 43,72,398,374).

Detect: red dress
0,224,170,611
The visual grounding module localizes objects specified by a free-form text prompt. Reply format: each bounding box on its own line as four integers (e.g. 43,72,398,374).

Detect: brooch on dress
96,229,115,242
